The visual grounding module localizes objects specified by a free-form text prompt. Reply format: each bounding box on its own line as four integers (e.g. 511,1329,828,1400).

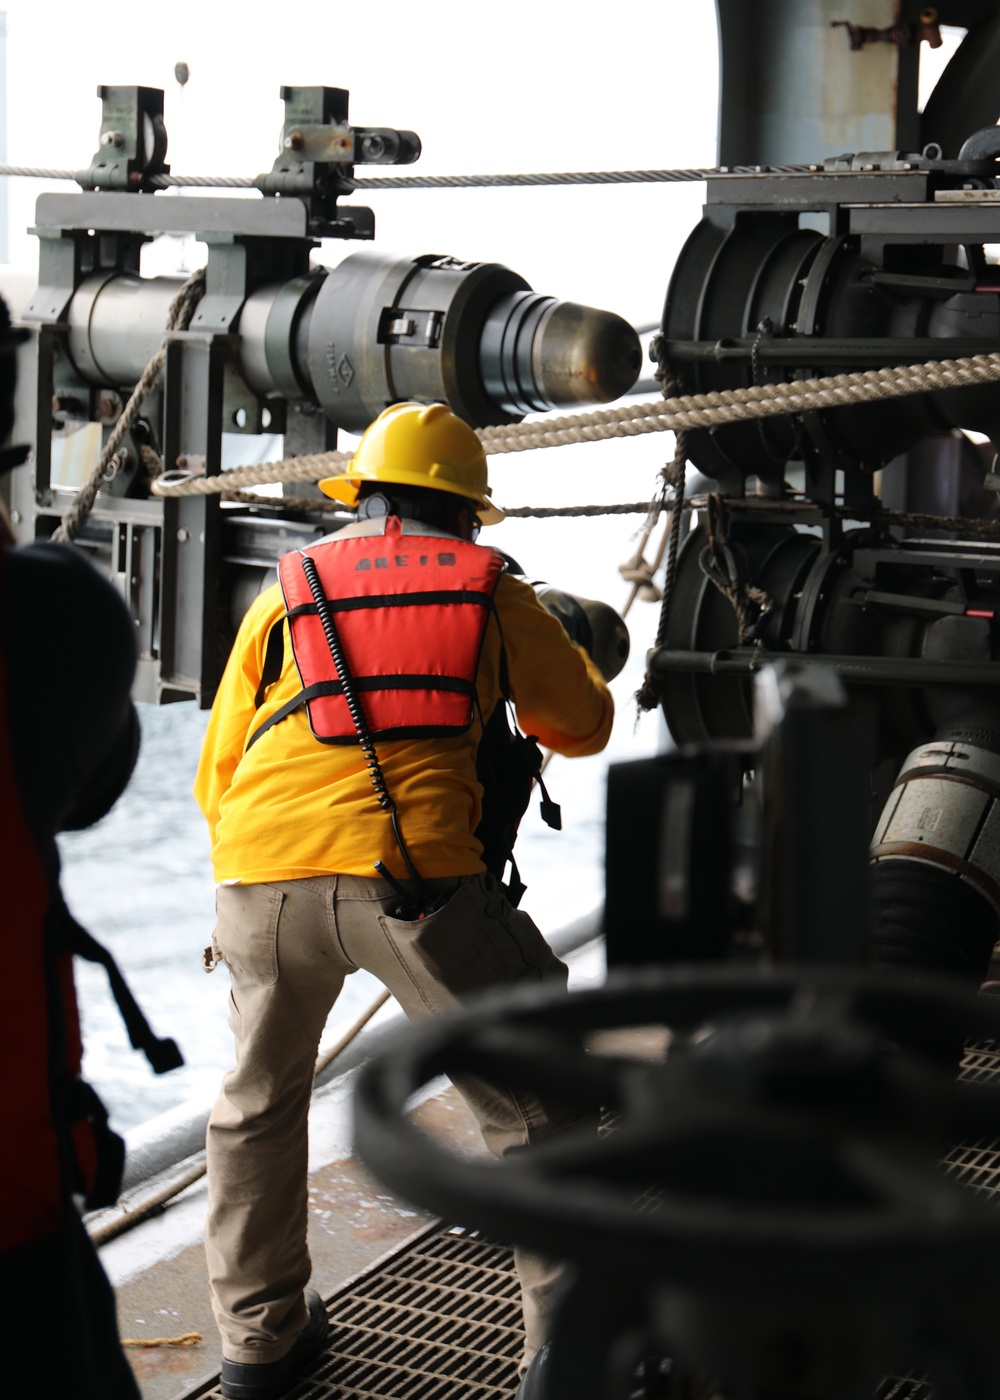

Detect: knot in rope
698,494,773,640
618,556,662,602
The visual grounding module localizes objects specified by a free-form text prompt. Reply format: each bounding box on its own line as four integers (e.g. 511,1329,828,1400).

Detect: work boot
220,1290,329,1399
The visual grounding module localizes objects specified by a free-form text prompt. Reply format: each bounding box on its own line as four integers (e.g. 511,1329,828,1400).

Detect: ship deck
106,1008,1000,1400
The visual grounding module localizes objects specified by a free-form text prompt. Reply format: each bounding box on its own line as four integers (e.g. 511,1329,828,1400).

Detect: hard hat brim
318,465,504,524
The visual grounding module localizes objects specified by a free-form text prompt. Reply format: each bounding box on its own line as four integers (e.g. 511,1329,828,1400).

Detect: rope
476,352,1000,450
686,494,1000,540
503,501,656,518
0,162,841,188
89,988,391,1248
618,504,670,612
151,448,352,498
224,488,350,514
139,443,163,478
148,350,1000,502
88,1159,206,1247
314,988,390,1077
0,166,255,185
0,165,96,180
51,269,206,543
349,164,816,190
157,174,254,188
635,364,689,713
697,493,773,637
121,1333,202,1349
852,507,1000,538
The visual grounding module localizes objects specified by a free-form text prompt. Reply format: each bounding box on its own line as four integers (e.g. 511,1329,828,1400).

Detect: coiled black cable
299,553,429,896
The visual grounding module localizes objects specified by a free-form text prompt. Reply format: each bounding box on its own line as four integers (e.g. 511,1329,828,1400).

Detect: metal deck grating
190,1228,523,1400
873,1376,933,1400
189,1042,1000,1400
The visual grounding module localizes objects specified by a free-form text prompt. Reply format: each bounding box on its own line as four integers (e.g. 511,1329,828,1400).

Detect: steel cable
0,162,873,189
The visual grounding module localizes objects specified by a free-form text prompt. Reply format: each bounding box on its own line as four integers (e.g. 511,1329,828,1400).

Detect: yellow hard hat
318,402,503,524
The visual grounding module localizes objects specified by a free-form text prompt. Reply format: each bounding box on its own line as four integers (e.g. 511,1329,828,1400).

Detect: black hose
872,862,998,986
868,862,991,985
872,862,998,1066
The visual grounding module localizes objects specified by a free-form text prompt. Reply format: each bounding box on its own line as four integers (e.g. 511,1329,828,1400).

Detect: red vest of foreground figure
0,574,96,1251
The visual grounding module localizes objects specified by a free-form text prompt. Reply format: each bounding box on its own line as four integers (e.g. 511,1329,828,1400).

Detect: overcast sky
0,0,723,328
0,0,729,594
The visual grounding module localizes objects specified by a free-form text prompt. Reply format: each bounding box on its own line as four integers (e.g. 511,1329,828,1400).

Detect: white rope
150,350,1000,499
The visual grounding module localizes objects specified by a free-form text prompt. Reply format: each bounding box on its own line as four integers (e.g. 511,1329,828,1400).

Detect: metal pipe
59,255,640,431
661,337,1000,366
66,272,181,387
648,647,1000,687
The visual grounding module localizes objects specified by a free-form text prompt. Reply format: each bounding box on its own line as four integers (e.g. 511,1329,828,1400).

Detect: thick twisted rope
150,350,1000,501
477,352,1000,450
151,448,352,498
52,269,206,543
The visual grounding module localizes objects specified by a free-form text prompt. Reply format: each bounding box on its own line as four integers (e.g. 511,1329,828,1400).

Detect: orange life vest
254,517,505,747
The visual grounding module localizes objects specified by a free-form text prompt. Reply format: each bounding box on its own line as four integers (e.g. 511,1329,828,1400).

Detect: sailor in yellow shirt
195,403,613,1400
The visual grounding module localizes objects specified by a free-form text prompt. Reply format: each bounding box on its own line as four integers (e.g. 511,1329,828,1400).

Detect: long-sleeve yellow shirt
194,522,613,884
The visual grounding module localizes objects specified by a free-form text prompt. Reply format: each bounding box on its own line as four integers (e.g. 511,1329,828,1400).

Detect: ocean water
61,502,666,1132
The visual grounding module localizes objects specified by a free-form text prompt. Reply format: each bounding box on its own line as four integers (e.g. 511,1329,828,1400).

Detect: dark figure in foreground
0,296,175,1398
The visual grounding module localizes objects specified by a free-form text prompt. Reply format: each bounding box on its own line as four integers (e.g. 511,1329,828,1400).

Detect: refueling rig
10,11,1000,1398
353,24,1000,1400
3,82,640,704
353,128,1000,1396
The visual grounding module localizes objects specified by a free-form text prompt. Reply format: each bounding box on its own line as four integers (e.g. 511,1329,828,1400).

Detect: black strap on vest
473,602,561,907
254,618,286,711
491,598,561,832
247,673,478,752
286,587,495,618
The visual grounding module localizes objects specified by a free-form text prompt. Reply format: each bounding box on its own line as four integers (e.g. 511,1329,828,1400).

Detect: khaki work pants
205,871,575,1370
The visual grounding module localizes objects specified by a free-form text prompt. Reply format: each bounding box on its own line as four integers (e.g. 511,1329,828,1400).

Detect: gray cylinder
305,251,532,431
237,272,324,402
304,250,641,431
871,739,1000,915
66,272,181,387
481,292,644,415
61,253,641,432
